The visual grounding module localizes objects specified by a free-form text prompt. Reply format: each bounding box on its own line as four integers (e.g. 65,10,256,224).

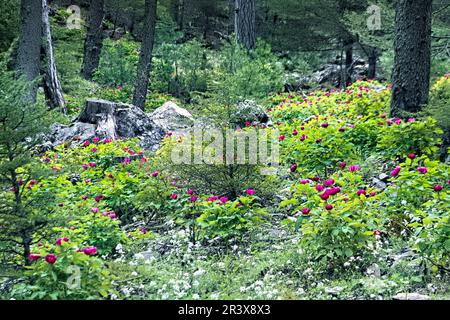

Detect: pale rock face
393,293,431,300
149,101,194,133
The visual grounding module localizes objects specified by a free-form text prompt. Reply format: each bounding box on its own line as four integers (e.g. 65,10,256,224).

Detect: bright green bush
11,237,115,299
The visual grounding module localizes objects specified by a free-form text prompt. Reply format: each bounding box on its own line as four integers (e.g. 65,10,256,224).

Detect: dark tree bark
343,38,354,87
16,0,43,103
81,0,105,80
133,0,157,110
390,0,433,117
234,0,256,50
42,0,66,113
367,47,378,80
172,0,185,31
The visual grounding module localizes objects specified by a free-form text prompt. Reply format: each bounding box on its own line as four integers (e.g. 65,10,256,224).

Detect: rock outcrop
43,99,194,152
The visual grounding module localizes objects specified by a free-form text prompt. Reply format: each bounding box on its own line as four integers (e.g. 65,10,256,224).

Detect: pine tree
0,58,53,267
133,0,158,110
390,0,433,117
81,0,106,80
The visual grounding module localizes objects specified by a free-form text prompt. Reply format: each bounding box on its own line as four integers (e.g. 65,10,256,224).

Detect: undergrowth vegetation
1,71,449,299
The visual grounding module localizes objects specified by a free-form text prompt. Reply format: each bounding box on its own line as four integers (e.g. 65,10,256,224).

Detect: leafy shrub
210,40,284,105
94,37,140,87
377,117,443,159
280,170,382,266
11,237,115,299
195,195,269,242
427,74,450,158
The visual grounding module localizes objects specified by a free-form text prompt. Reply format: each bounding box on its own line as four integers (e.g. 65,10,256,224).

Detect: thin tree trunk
81,0,105,80
16,0,43,103
133,0,157,110
390,0,433,117
344,39,353,86
42,0,66,113
367,47,378,80
234,0,256,50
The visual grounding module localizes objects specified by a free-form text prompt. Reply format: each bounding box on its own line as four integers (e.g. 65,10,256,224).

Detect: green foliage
11,237,115,299
280,171,381,266
377,117,443,159
0,0,19,53
209,39,284,106
94,37,140,87
195,195,269,242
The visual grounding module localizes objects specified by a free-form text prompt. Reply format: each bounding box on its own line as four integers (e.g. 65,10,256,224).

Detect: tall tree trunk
234,0,256,50
367,47,378,80
390,0,433,117
81,0,105,80
344,39,353,86
16,0,43,103
173,0,185,31
133,0,157,110
42,0,66,113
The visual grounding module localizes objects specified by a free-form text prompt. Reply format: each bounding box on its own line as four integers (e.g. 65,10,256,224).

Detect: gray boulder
45,99,166,152
149,101,194,133
231,100,269,127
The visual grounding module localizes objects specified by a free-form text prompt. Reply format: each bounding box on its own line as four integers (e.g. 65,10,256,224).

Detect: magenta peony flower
417,167,428,174
171,193,178,200
278,135,285,141
190,195,199,202
311,176,320,182
290,163,298,173
394,118,402,125
219,197,229,204
91,148,98,153
93,137,100,143
390,166,401,177
88,162,96,168
408,153,416,160
316,185,325,192
324,179,334,187
348,165,360,172
321,123,329,128
94,195,104,202
45,254,57,265
28,254,40,262
328,187,340,196
301,208,311,215
83,140,90,147
292,129,298,136
325,204,333,211
82,164,89,170
91,208,99,213
339,162,347,169
370,192,377,197
300,179,310,185
151,171,159,177
187,189,194,195
245,189,255,196
315,138,322,143
357,189,367,197
104,138,112,144
321,192,330,201
55,237,69,246
434,185,443,192
207,196,218,202
109,213,118,219
83,247,97,256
